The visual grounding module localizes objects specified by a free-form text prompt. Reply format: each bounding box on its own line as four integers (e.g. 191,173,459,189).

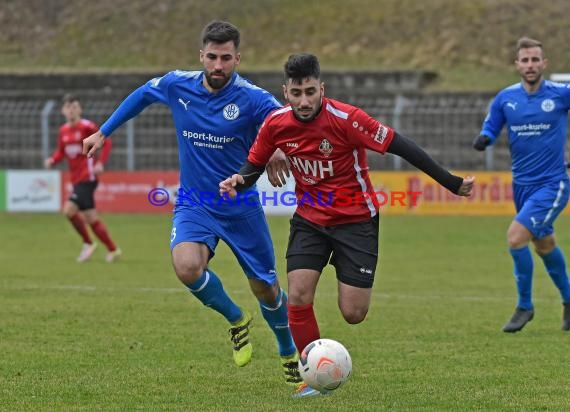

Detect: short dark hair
516,37,544,57
284,53,320,84
62,93,79,104
201,20,240,49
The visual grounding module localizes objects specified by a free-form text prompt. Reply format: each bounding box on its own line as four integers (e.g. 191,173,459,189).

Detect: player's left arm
561,82,570,110
559,84,570,171
348,107,473,196
387,132,474,196
219,160,266,198
252,92,289,187
219,118,276,197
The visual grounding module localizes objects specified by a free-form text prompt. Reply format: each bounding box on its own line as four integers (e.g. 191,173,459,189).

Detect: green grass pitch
2,213,570,411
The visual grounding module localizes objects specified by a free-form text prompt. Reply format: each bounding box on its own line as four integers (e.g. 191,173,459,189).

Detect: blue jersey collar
520,78,546,96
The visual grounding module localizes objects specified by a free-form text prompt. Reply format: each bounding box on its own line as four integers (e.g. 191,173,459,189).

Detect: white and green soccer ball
298,338,352,393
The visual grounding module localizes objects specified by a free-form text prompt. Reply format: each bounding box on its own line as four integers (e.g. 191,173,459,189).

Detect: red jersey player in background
45,94,121,263
220,53,475,397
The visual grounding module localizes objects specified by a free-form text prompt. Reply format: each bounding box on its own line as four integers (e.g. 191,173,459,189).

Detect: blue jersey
100,70,281,216
480,80,570,185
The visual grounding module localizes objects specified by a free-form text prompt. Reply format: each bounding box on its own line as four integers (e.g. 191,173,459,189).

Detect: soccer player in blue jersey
82,21,301,386
474,37,570,333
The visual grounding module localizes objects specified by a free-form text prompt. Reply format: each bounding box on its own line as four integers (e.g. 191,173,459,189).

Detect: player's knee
534,236,556,256
250,280,279,303
286,291,303,305
506,222,533,249
172,257,205,284
63,206,77,218
340,306,368,324
288,287,313,306
507,232,528,249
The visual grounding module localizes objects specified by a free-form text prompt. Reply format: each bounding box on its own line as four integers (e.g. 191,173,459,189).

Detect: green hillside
2,0,569,91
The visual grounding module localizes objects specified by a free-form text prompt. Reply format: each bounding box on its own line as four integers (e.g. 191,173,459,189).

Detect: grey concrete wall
0,70,438,100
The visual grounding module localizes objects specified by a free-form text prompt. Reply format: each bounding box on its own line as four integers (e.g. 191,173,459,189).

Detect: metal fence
0,93,510,172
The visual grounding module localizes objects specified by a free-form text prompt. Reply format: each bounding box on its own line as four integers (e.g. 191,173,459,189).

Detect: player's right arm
473,94,505,151
83,73,173,157
45,128,65,168
265,148,290,187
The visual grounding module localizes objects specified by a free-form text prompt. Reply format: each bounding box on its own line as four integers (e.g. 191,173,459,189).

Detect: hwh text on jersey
289,156,334,178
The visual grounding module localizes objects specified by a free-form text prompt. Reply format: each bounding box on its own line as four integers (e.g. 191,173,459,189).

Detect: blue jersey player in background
473,37,570,333
82,21,301,387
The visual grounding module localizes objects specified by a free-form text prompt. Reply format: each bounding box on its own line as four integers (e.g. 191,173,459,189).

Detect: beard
205,71,231,90
293,108,318,123
292,100,323,123
521,69,542,85
525,74,541,85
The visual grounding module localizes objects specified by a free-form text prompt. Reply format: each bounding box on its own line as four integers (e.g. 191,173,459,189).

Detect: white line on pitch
0,284,523,302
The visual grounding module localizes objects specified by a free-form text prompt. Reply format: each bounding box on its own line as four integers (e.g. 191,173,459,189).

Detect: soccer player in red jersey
220,53,474,396
45,94,121,263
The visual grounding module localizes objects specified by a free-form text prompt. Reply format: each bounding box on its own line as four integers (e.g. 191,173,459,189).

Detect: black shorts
69,181,98,211
286,213,380,288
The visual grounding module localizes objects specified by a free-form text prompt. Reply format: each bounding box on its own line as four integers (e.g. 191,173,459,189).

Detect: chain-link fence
0,93,510,172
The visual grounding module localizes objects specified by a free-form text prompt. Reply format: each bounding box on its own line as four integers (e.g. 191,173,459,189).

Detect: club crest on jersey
541,99,555,112
223,103,240,120
319,139,333,157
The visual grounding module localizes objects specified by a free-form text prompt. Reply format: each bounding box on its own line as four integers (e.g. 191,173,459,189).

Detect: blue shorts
513,178,569,239
170,206,277,285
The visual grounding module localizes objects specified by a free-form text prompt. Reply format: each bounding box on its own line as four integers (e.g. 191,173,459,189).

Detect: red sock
90,220,117,251
288,303,320,353
68,213,92,244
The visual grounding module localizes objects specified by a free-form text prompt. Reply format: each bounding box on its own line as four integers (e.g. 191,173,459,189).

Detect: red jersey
249,97,394,226
50,119,112,185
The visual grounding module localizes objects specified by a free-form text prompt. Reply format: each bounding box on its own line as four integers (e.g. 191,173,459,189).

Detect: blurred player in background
220,53,474,397
45,94,121,263
82,21,301,388
474,37,570,333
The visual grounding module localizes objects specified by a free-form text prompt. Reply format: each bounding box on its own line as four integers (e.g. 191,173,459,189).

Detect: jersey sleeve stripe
325,103,349,119
272,106,292,116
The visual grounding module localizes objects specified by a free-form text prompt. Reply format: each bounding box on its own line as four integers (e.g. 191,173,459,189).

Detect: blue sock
541,246,570,303
259,289,297,357
186,269,242,324
509,246,534,310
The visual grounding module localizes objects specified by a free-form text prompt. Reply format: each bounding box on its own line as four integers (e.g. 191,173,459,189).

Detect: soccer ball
298,338,352,393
